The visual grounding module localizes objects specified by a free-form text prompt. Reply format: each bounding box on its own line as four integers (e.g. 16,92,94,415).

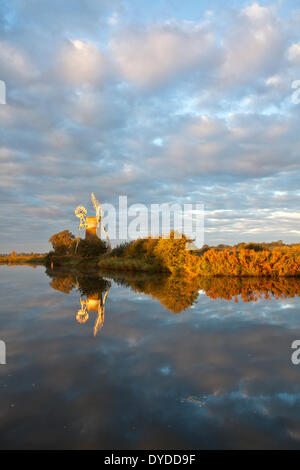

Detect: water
1,265,300,449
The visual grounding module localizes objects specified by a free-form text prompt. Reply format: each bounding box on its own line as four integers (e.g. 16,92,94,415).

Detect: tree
153,232,191,274
76,238,108,257
49,230,75,255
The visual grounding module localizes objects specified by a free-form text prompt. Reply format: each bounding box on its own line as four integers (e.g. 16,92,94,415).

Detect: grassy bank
98,256,168,272
0,254,47,266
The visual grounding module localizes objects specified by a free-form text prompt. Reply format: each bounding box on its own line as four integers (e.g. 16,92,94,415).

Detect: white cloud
108,12,120,26
243,2,271,22
265,75,282,87
287,43,300,64
0,40,39,82
56,39,109,85
220,3,285,86
110,24,219,87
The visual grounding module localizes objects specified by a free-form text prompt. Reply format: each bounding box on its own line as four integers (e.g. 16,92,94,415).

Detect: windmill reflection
47,269,111,336
76,285,110,336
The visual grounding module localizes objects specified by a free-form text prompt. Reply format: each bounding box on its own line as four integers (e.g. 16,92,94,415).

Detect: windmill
74,193,111,251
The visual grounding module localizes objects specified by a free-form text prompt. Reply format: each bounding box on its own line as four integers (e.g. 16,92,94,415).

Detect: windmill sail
74,193,111,250
91,192,111,249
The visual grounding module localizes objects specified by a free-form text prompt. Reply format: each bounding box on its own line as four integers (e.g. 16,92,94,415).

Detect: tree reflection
46,268,300,321
108,273,300,311
112,273,199,313
197,276,300,302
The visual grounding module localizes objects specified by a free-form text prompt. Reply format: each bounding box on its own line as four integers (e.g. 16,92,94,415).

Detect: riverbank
2,235,300,278
0,254,47,266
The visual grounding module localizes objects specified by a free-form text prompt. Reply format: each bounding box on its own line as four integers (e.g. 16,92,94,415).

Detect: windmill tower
74,193,111,249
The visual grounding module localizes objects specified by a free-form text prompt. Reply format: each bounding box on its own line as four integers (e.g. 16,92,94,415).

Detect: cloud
220,3,286,87
288,43,300,64
56,39,110,86
110,23,220,88
0,1,300,250
0,40,39,82
148,113,299,179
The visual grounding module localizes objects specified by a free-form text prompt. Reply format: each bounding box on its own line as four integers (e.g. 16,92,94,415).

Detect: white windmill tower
74,193,111,251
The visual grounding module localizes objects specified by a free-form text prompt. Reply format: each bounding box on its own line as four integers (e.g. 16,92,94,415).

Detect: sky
0,0,300,251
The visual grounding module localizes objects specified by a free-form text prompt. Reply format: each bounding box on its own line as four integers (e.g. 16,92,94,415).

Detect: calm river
0,265,300,449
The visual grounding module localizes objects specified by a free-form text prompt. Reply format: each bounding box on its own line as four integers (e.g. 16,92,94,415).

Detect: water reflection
48,270,111,336
1,266,300,449
77,286,110,336
47,269,300,326
114,274,300,309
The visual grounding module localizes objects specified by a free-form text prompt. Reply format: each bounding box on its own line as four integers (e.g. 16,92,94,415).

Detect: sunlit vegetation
45,230,108,268
0,251,46,265
99,232,192,274
3,229,300,278
99,235,300,278
48,230,107,258
191,246,300,278
48,230,75,255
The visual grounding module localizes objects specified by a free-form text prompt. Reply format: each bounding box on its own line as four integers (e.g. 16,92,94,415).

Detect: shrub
49,230,75,255
112,232,191,273
193,247,300,278
75,238,108,258
109,242,131,257
243,243,265,252
153,232,191,274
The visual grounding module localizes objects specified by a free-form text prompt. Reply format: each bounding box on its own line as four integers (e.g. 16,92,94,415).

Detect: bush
193,247,300,278
75,238,108,258
109,242,131,257
153,232,191,274
243,243,265,252
124,238,159,259
107,232,191,273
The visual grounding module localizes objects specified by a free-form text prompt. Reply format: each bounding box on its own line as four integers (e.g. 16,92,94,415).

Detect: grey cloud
109,22,222,89
0,1,299,251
